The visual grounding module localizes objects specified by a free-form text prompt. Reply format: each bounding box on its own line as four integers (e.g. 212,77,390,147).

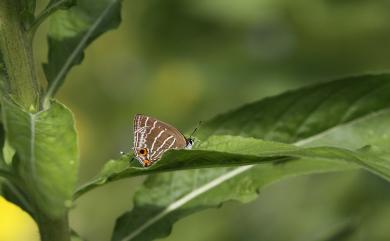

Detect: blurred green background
34,0,390,240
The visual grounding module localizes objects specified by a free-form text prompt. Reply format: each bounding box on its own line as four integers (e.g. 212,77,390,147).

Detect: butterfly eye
138,148,147,155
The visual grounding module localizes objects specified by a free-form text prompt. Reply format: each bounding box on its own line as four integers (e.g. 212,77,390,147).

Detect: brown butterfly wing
133,114,187,164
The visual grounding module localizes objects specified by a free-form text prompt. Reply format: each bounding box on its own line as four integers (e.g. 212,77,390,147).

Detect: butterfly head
186,121,201,150
134,147,152,167
185,138,194,149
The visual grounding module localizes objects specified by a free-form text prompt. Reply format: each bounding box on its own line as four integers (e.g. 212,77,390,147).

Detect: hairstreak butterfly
133,114,195,167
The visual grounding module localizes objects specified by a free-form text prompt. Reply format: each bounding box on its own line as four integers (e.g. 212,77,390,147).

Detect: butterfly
133,114,194,167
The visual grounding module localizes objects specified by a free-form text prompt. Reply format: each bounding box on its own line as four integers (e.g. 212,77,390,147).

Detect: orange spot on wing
143,159,152,167
138,148,148,155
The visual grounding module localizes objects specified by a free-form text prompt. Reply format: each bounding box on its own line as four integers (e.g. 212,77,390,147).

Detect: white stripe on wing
139,117,149,147
153,137,176,160
151,135,174,159
150,129,166,154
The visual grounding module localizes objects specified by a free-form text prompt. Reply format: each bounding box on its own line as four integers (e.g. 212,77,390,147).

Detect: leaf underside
43,0,122,99
2,98,78,218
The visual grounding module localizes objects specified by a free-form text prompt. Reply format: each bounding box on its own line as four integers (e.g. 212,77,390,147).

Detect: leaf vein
291,84,349,141
339,82,389,123
29,113,37,178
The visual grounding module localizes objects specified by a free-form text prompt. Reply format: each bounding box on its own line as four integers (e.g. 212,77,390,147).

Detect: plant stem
0,0,40,111
0,1,70,240
37,213,71,241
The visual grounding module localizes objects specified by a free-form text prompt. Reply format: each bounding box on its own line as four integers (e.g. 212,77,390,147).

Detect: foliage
43,0,121,101
0,1,390,241
2,98,78,218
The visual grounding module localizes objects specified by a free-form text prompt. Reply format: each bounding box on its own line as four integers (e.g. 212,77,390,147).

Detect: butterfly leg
129,156,135,164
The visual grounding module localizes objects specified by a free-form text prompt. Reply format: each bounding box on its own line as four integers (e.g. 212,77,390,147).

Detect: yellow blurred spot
0,196,41,241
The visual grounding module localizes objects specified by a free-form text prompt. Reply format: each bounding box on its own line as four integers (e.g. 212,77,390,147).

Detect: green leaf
197,75,390,142
43,0,122,103
110,144,388,241
77,75,390,196
75,133,390,199
75,138,298,198
2,98,78,218
109,75,390,241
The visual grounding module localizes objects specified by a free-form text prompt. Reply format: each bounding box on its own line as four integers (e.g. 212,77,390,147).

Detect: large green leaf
75,134,389,199
75,138,298,198
197,75,390,142
2,98,78,218
43,0,122,101
76,75,390,196
108,75,390,241
110,141,389,241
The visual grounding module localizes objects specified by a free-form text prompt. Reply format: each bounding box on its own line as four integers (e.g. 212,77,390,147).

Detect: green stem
37,213,71,241
0,0,40,111
0,1,70,240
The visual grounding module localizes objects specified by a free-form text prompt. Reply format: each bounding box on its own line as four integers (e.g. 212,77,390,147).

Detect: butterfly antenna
189,121,203,139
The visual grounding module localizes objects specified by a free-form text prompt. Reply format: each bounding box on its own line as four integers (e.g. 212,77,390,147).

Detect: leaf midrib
29,113,37,179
